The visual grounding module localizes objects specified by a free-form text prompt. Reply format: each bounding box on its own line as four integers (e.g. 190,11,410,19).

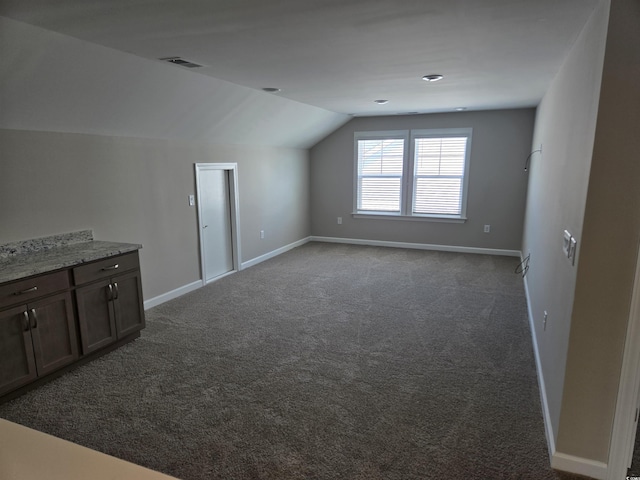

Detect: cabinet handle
15,286,38,295
29,309,37,329
108,283,113,301
22,311,30,331
101,264,119,271
113,282,119,300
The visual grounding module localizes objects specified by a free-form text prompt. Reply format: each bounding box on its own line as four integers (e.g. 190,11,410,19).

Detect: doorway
195,163,241,284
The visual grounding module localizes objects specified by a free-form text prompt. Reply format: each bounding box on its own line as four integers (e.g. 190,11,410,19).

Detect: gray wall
557,0,640,462
0,129,311,301
520,0,609,453
521,0,640,463
0,15,330,303
310,109,535,251
0,17,347,149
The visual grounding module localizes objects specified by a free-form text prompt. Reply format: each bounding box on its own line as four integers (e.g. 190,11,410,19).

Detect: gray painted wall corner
310,109,535,251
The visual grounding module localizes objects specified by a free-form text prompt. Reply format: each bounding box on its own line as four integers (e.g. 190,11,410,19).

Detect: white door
196,166,235,283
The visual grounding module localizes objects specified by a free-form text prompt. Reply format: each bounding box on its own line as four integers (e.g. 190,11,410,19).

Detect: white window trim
353,130,409,215
353,128,472,222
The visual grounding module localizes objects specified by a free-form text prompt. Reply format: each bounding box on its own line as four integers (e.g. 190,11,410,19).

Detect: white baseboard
144,238,312,310
147,237,518,310
522,271,557,459
310,236,521,257
522,256,608,480
143,279,202,310
551,452,607,480
240,237,311,270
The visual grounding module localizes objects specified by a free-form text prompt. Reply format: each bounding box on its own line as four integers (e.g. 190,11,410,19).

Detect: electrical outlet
543,311,548,331
484,224,490,233
337,217,342,225
260,230,264,239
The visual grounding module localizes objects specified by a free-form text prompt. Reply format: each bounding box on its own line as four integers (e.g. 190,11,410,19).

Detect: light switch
569,237,577,265
188,195,195,206
562,230,571,257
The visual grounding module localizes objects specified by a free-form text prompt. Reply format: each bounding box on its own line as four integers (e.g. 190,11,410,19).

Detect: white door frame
607,242,640,480
194,163,242,285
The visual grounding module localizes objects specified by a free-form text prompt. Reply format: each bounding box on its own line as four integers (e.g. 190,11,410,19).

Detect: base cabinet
0,248,144,401
0,305,37,396
28,292,78,376
112,270,145,338
74,252,145,355
74,280,117,354
0,292,78,397
75,270,144,354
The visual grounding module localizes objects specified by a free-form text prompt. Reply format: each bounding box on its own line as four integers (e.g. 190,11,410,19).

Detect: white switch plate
188,195,195,206
483,224,490,233
260,230,265,239
337,217,342,225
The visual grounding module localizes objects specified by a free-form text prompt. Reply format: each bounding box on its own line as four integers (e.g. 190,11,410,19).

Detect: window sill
352,213,467,224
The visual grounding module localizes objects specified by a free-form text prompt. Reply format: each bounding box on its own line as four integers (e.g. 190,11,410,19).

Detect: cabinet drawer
0,270,70,309
73,252,139,285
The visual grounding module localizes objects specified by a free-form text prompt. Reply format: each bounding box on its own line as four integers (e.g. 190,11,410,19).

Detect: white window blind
357,138,404,212
354,128,471,219
413,137,468,215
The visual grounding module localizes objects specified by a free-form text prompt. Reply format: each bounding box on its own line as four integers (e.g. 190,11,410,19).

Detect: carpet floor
0,242,589,479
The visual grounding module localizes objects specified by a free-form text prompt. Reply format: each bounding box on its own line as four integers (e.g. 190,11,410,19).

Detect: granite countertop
0,231,142,284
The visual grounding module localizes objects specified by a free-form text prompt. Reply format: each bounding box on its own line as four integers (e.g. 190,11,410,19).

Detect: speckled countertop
0,231,142,284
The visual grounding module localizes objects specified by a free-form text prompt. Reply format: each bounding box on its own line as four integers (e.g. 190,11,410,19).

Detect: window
356,133,406,213
354,128,472,220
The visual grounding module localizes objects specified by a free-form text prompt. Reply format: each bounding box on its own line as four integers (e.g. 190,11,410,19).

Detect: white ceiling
0,0,601,116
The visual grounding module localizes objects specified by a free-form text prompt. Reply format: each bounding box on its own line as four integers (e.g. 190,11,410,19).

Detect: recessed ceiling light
455,107,467,111
374,99,389,105
262,87,282,93
422,74,444,82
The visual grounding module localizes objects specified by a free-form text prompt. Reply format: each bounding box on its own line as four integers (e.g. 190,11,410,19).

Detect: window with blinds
413,136,468,215
357,138,405,212
354,128,472,219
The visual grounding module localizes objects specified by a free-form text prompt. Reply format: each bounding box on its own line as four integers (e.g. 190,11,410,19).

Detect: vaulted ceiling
0,0,601,116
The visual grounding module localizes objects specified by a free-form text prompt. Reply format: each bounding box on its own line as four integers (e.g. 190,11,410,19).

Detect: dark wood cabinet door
29,292,79,376
113,270,145,338
0,304,37,396
76,279,117,354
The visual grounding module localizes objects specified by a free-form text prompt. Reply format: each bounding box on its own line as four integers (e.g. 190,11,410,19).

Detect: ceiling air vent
160,57,203,69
